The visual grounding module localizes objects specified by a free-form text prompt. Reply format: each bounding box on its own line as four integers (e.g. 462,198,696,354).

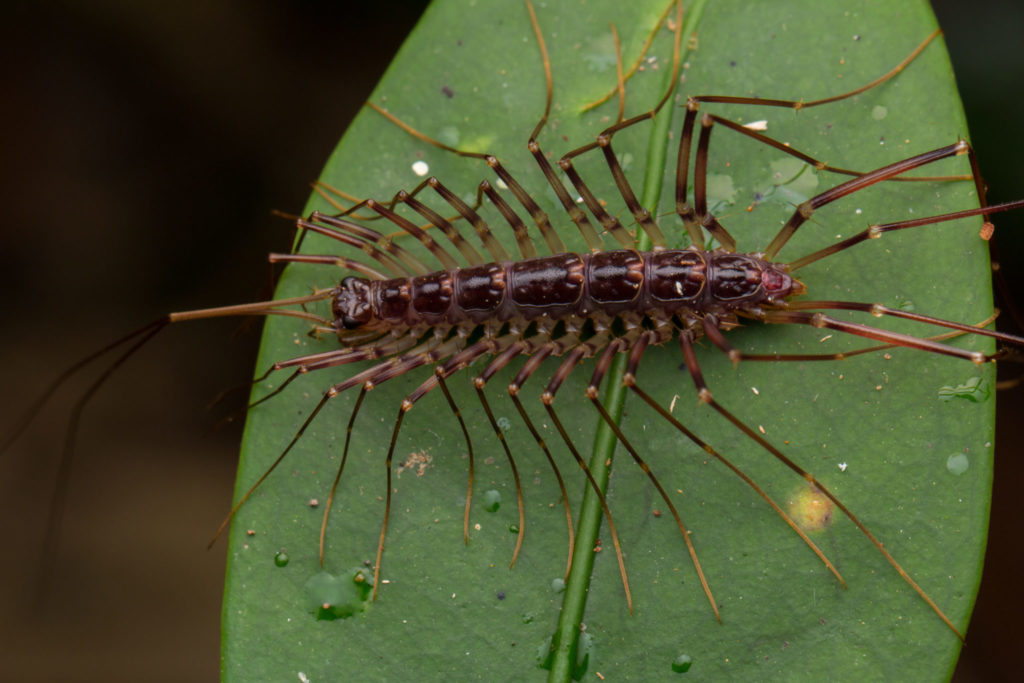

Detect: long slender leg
576,338,721,622
364,106,569,256
622,329,845,587
702,312,1003,364
294,216,410,278
266,252,390,281
535,357,633,611
472,337,576,579
393,188,485,265
787,197,1024,270
318,384,369,565
309,211,431,276
426,176,510,263
675,329,963,639
313,179,489,262
699,112,972,183
477,179,539,260
436,372,476,545
362,199,460,271
761,310,995,364
555,3,684,251
580,0,681,113
763,142,973,260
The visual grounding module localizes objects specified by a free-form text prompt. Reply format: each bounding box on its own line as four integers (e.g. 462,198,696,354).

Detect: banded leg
496,335,635,611
675,328,964,639
621,329,845,588
472,337,576,580
577,337,720,622
786,197,1024,271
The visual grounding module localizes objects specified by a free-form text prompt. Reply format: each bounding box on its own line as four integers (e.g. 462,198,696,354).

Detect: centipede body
216,1,1003,679
4,0,1017,680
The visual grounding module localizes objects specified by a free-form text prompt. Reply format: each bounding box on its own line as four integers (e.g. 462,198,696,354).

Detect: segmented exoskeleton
10,2,1024,675
202,1,1024,641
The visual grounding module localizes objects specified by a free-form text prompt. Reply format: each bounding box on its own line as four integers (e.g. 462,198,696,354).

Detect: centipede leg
318,383,369,565
675,328,963,639
578,337,721,622
763,141,981,260
473,338,576,579
701,312,1004,364
622,328,845,587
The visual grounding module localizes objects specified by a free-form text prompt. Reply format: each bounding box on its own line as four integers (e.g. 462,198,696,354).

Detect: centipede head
332,276,385,346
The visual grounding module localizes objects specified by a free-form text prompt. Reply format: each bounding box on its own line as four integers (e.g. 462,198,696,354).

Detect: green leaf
223,0,993,680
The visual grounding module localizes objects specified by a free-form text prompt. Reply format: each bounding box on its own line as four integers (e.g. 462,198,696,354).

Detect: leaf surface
223,1,992,680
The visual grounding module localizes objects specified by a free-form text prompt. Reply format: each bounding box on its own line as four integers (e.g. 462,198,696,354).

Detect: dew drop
946,453,969,476
672,654,693,673
871,105,888,120
274,551,290,567
551,578,566,594
483,489,502,512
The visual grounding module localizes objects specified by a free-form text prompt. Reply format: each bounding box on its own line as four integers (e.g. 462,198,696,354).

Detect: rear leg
674,327,964,639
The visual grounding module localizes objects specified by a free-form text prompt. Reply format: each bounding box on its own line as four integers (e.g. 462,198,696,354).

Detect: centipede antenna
1,317,169,457
33,319,171,601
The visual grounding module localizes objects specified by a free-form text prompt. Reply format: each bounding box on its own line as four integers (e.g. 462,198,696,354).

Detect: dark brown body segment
332,249,797,333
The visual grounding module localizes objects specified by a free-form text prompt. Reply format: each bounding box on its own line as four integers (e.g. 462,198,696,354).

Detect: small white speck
751,387,759,395
298,673,309,683
411,160,429,176
743,120,768,131
496,178,509,190
855,208,862,215
838,462,848,472
669,394,679,413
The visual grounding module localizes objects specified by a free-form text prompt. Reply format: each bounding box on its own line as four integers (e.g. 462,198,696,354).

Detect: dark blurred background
0,1,1019,680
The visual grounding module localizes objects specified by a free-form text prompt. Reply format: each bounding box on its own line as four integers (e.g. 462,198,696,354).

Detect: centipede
6,1,1024,680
